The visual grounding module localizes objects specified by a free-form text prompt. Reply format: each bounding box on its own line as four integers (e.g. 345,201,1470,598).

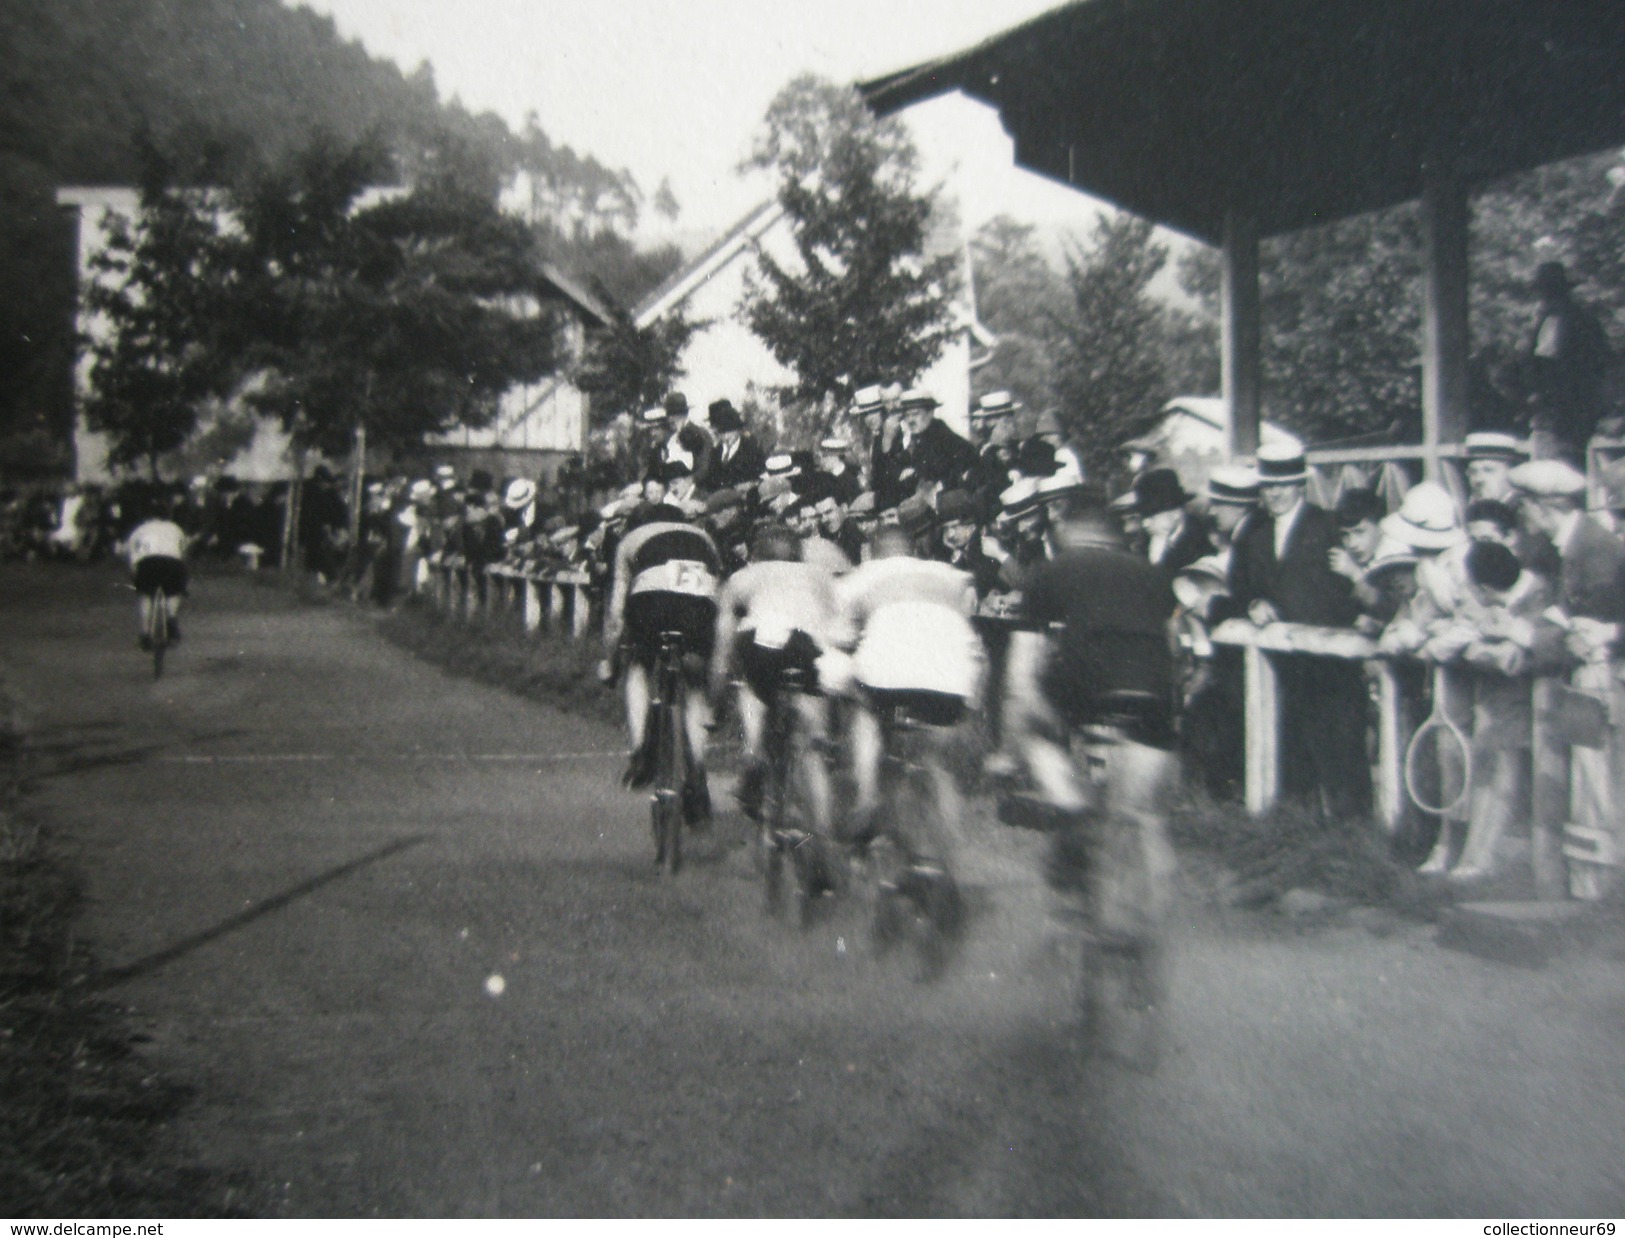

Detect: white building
56,186,611,484
632,196,991,439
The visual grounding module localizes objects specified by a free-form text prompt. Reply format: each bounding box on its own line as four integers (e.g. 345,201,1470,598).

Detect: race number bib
667,559,715,596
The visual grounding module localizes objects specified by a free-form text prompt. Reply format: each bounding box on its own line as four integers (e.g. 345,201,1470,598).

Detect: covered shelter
861,0,1625,471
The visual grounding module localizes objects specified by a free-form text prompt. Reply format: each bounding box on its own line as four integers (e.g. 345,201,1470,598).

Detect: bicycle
862,692,967,983
148,585,170,679
998,688,1172,1069
647,628,693,875
758,655,837,929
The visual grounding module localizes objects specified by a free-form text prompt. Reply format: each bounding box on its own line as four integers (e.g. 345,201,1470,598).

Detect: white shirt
1272,498,1305,560
838,557,981,698
126,519,188,564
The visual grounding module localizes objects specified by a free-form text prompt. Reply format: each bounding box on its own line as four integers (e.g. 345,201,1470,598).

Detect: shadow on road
87,833,431,991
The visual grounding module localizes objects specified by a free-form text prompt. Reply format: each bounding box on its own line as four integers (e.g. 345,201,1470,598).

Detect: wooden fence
1212,618,1620,901
427,560,596,640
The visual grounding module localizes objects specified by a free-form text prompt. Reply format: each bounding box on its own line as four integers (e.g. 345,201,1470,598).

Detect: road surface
4,562,1623,1217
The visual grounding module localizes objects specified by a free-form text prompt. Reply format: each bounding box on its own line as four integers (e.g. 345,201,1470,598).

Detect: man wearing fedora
967,391,1020,519
1131,468,1214,583
700,399,764,491
1229,443,1370,821
898,389,976,500
657,391,714,482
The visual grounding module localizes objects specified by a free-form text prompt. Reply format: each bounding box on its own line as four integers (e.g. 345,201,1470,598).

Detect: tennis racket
1403,665,1472,817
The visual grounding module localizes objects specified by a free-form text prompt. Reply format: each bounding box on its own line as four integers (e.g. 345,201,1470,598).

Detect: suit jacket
1227,500,1357,628
1153,510,1218,583
1559,516,1625,623
702,434,766,491
871,430,915,510
910,418,976,489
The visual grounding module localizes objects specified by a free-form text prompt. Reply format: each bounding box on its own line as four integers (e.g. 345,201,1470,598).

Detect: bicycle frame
649,630,688,874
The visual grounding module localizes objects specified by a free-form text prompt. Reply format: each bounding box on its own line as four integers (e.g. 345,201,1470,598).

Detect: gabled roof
538,261,614,329
861,0,1625,244
633,201,784,326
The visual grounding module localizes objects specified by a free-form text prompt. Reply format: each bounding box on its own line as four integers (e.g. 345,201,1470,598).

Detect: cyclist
835,525,982,872
709,524,843,830
1002,487,1179,910
600,497,724,822
125,503,190,650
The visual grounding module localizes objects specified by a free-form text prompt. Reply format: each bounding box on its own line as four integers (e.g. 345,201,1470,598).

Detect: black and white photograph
3,0,1625,1221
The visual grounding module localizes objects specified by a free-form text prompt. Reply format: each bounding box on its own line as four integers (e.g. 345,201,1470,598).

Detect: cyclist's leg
623,661,651,751
792,692,832,838
846,695,884,837
915,725,966,872
734,684,769,816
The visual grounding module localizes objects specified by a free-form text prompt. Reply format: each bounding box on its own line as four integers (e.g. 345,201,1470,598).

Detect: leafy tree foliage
740,76,960,415
1046,215,1174,475
1,0,683,468
82,179,234,477
219,139,563,461
968,216,1064,414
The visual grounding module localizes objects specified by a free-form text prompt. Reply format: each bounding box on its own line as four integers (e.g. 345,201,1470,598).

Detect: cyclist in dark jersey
601,502,724,818
1004,488,1180,898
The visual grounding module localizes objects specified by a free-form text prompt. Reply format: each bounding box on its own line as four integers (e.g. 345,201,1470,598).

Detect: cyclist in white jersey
125,514,190,649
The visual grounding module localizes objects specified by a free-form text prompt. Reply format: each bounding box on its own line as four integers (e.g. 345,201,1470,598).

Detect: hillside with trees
0,0,680,474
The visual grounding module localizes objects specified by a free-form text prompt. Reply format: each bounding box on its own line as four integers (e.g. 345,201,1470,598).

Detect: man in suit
1228,444,1369,821
1513,460,1625,660
1131,468,1216,583
899,389,976,498
700,399,765,491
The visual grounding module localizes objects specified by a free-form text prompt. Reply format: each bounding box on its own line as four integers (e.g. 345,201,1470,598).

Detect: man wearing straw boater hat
1228,442,1370,821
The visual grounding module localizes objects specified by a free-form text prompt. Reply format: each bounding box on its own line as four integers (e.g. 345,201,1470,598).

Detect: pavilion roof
861,0,1625,244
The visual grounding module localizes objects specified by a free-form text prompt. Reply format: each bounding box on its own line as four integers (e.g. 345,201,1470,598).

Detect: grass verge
374,595,623,731
0,677,255,1217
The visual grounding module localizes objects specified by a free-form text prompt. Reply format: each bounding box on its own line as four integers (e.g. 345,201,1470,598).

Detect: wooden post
1243,644,1280,815
1421,163,1470,484
523,577,542,632
548,577,565,631
1222,210,1262,461
1372,661,1406,833
1530,677,1569,901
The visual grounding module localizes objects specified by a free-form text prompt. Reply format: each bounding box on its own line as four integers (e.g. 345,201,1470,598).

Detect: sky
293,0,1111,243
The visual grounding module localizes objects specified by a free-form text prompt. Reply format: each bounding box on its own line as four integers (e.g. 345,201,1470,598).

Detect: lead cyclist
124,502,190,650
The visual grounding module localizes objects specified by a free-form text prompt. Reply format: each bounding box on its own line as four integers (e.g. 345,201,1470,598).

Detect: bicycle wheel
650,658,684,875
149,586,168,679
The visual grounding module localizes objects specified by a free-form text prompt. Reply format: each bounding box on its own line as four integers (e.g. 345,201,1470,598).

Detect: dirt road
5,562,1624,1217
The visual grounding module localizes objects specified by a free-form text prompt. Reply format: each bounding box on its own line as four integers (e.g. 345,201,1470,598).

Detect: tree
220,136,563,462
83,177,235,477
740,76,960,419
576,307,702,429
968,215,1065,413
1047,214,1173,475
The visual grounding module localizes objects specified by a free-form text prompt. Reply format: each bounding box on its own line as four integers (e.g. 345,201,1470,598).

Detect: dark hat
663,392,689,418
1256,443,1309,484
705,486,744,515
708,399,743,432
1334,487,1385,528
1014,437,1061,478
1534,261,1570,295
1131,468,1190,518
469,468,494,494
660,458,693,482
896,495,935,534
937,489,977,524
1466,539,1522,592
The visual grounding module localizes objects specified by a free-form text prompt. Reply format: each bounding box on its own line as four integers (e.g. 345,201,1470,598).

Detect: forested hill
0,0,672,473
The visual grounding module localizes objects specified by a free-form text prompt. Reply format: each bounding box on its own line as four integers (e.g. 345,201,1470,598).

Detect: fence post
569,580,592,640
1530,677,1569,901
523,577,542,632
547,577,566,632
1243,644,1280,815
1372,660,1405,832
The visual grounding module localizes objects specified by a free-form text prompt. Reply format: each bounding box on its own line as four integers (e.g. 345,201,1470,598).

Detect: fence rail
1211,618,1619,902
427,560,596,640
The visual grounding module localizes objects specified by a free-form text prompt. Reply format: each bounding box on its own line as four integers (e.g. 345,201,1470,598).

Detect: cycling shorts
862,686,965,729
736,627,821,701
624,590,717,670
133,556,188,598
